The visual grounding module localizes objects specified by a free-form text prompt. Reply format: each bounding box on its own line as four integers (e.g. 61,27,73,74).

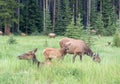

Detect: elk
18,48,40,67
48,33,56,38
91,29,96,34
59,38,101,63
43,47,66,62
59,37,74,55
21,33,26,36
0,31,3,35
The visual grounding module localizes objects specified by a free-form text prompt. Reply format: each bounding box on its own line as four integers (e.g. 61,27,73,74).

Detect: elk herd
18,37,101,67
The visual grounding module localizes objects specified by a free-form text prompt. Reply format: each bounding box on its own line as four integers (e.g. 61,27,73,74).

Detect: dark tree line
0,0,120,36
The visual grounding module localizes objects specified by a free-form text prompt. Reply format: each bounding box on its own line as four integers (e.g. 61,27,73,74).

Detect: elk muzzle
93,56,101,63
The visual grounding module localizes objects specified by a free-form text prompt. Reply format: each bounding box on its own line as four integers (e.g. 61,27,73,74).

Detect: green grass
0,35,120,84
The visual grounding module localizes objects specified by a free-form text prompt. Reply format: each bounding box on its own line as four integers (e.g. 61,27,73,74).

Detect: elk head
18,48,37,60
18,48,41,67
92,53,101,63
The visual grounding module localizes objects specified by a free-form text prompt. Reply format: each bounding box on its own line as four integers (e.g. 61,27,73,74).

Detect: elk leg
32,57,37,64
79,55,82,61
61,55,65,60
73,54,77,63
48,58,52,61
37,61,40,68
57,58,60,61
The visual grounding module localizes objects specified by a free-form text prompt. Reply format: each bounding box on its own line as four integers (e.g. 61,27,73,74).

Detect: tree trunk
4,19,10,35
52,0,56,32
100,0,102,14
86,0,91,27
17,0,20,33
0,19,2,31
76,0,78,19
72,2,75,24
43,0,46,32
36,0,38,5
119,0,120,19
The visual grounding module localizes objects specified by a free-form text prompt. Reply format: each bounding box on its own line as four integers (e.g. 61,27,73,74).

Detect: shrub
83,25,95,48
113,30,120,47
65,14,84,39
43,39,48,47
7,35,17,44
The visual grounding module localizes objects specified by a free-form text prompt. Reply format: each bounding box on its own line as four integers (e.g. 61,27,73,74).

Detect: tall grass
0,36,120,84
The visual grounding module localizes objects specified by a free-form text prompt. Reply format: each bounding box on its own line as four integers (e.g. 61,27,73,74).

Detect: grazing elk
43,47,66,62
91,29,96,34
21,33,26,36
59,38,75,55
48,33,56,38
18,48,40,67
59,38,101,63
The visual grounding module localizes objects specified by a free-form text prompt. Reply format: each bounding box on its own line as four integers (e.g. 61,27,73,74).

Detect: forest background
0,0,120,36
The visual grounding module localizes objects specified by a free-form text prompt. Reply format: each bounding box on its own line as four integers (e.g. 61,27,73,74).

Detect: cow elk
59,38,101,63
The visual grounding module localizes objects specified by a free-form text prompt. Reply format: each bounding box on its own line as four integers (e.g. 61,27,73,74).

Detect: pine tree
102,0,117,33
20,0,43,34
54,0,62,35
43,1,52,35
65,14,84,39
65,17,75,38
0,0,20,35
74,14,84,39
113,30,120,47
90,0,97,27
85,25,94,47
55,0,72,35
64,0,72,27
94,13,104,35
106,16,116,36
27,0,38,33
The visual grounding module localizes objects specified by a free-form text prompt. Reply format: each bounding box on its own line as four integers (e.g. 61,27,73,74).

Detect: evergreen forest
0,0,120,36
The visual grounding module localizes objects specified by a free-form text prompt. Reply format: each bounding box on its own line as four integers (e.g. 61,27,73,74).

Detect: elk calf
18,48,40,67
43,47,66,62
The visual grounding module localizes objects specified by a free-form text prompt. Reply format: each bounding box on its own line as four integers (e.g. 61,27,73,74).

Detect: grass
0,35,120,84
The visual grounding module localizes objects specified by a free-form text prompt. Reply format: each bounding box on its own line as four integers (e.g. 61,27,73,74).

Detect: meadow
0,35,120,84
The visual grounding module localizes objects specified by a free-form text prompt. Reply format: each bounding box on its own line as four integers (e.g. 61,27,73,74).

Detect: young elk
43,47,66,62
59,38,101,63
18,48,40,67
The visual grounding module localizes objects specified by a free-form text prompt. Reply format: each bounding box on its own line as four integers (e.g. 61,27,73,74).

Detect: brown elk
18,48,40,67
21,33,26,36
43,47,66,62
48,33,56,38
0,31,3,35
91,29,96,33
59,38,74,55
59,38,101,63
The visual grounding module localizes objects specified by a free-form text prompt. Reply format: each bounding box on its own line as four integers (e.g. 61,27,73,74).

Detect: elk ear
93,53,96,57
32,48,37,53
